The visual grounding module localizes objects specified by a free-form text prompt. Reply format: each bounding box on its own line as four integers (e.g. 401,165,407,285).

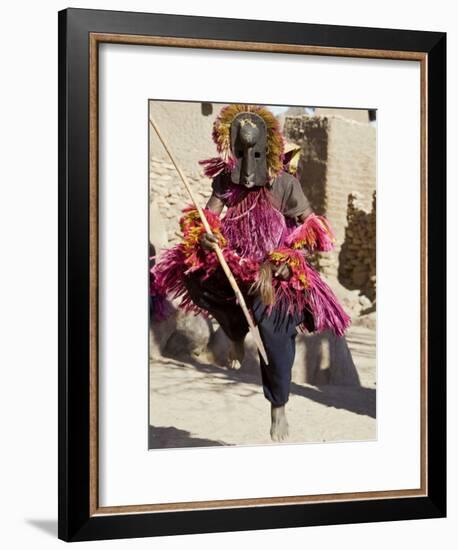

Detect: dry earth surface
149,324,376,449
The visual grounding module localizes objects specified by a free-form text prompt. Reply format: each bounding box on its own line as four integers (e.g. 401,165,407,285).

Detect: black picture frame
58,7,446,542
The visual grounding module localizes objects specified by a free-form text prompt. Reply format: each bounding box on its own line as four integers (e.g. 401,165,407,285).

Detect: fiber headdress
200,104,285,181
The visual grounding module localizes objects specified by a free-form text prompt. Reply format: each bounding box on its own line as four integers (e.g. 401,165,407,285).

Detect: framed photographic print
58,8,446,542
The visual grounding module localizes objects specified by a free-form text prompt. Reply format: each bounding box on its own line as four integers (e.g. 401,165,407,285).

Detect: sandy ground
149,325,376,449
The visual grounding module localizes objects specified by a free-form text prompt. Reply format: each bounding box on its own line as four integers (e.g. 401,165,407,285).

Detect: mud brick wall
284,115,376,295
149,158,212,247
149,100,222,248
149,100,224,177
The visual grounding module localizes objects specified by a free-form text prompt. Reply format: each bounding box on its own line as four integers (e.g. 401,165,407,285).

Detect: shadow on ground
290,383,376,418
154,355,262,394
148,424,228,449
153,355,375,419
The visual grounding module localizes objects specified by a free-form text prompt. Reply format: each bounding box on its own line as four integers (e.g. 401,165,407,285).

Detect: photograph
148,100,377,448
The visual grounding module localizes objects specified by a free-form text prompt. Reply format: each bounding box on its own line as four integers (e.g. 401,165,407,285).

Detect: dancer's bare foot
270,404,289,442
227,338,245,370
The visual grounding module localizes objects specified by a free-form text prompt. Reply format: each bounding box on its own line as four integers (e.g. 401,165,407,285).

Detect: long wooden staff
149,116,269,365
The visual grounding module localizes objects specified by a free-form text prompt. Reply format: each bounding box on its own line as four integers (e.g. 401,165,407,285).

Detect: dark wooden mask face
230,113,268,187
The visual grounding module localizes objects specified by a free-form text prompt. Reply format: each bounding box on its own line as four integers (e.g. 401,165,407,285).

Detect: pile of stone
338,191,376,305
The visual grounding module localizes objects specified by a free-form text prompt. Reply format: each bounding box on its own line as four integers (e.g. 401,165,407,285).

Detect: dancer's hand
200,232,219,251
273,263,291,280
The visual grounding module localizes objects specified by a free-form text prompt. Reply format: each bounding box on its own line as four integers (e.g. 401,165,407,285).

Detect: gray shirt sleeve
276,173,313,220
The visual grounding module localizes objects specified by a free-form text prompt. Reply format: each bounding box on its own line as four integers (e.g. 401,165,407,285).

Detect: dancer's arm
205,193,225,215
199,193,225,251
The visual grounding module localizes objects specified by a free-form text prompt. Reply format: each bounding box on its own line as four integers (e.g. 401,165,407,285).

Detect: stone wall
277,107,371,128
284,114,376,300
149,158,212,249
338,192,376,303
149,100,224,249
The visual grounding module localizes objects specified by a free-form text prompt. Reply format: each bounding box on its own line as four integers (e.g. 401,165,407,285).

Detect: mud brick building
284,114,376,301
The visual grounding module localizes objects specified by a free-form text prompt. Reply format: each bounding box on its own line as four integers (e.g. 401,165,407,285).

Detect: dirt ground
149,325,376,449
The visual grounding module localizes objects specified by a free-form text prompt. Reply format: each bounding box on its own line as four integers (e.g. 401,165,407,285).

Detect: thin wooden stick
149,116,269,364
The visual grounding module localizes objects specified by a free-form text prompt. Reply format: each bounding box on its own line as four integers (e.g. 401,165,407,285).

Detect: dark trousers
185,270,313,407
